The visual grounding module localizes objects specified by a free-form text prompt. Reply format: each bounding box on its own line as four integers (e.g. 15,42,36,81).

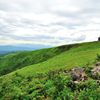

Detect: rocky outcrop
71,67,87,83
91,62,100,79
95,62,100,66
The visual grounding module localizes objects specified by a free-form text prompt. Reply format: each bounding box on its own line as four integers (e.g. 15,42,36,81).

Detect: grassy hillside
0,41,100,77
9,41,100,77
0,41,100,100
0,44,77,76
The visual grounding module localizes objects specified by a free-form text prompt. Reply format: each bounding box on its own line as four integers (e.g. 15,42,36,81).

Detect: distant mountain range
0,44,50,54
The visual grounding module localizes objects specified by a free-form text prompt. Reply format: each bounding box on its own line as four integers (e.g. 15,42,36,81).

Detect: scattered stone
91,63,100,79
74,81,80,84
71,67,87,82
95,62,100,66
91,66,100,75
96,80,100,85
63,70,68,73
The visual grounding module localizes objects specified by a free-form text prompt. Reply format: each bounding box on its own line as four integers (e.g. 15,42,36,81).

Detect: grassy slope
1,41,100,79
0,41,100,100
0,44,76,76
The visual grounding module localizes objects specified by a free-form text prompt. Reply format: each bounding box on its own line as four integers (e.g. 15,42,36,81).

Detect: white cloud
0,0,100,46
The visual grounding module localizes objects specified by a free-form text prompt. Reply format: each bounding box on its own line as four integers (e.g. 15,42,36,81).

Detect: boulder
71,67,87,82
91,66,100,74
96,80,100,85
95,62,100,66
91,63,100,79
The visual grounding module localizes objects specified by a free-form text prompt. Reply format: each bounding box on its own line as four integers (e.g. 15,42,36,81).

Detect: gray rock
91,62,100,80
95,62,100,66
71,67,87,82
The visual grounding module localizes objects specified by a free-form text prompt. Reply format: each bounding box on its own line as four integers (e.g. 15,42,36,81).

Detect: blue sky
0,0,100,46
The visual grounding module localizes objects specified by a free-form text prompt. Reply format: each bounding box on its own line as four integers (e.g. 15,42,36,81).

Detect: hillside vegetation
0,44,76,76
11,41,100,76
0,41,100,100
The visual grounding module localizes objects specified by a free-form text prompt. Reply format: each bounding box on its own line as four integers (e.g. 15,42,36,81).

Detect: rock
63,70,68,73
91,66,100,74
96,80,100,85
95,62,100,66
74,81,80,84
91,64,100,79
71,67,87,82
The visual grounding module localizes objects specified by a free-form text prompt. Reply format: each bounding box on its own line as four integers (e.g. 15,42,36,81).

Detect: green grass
1,41,100,78
0,44,76,76
15,41,100,76
0,41,100,99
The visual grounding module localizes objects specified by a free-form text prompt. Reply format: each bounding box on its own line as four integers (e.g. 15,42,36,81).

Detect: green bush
78,89,100,100
96,54,100,61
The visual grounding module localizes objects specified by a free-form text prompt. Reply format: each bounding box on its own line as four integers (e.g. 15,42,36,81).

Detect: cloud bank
0,0,100,46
